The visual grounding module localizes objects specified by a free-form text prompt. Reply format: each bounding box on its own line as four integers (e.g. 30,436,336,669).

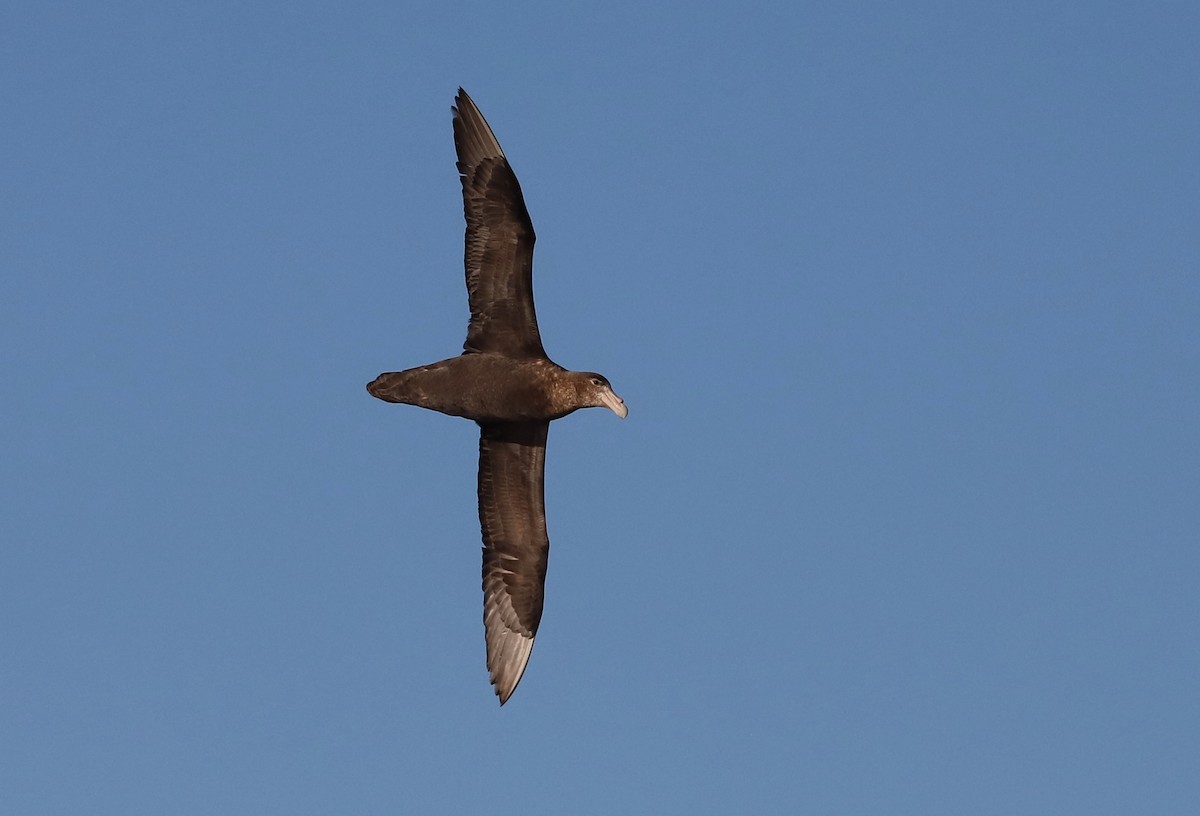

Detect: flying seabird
367,89,626,704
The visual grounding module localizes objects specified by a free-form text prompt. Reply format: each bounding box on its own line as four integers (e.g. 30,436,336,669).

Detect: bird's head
575,372,627,419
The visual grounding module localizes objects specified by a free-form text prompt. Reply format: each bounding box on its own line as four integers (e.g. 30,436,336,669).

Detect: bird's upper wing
477,421,550,703
453,89,545,359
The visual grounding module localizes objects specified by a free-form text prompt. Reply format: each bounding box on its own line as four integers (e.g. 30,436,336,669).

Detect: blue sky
2,2,1198,813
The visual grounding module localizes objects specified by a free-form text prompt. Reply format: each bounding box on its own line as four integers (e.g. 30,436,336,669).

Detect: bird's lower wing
477,421,550,704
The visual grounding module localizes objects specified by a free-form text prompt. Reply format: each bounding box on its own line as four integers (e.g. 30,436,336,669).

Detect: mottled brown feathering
367,89,625,704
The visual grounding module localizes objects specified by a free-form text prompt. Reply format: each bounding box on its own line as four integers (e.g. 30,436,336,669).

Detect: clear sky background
3,2,1197,814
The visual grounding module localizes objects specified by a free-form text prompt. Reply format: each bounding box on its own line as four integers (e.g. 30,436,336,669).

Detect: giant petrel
368,89,626,704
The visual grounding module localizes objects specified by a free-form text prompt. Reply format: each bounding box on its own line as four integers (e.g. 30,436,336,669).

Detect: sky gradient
3,2,1198,814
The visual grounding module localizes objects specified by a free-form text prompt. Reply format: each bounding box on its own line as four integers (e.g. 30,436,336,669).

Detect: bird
367,89,626,704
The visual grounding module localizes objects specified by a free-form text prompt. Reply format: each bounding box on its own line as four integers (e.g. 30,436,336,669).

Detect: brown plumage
367,89,626,704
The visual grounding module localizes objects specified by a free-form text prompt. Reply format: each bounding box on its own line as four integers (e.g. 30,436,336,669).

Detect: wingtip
452,88,468,120
489,661,528,706
451,88,506,165
486,630,536,706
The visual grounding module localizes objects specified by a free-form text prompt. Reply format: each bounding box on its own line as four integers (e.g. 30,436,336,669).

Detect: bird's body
369,354,617,423
367,89,625,704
